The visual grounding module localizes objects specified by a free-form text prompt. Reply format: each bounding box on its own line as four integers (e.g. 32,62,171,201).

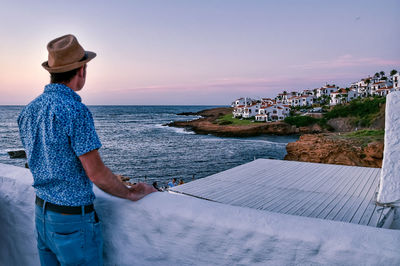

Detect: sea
0,105,298,187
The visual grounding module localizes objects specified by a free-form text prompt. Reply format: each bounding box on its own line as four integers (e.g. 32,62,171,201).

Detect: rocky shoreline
167,107,384,168
166,107,324,137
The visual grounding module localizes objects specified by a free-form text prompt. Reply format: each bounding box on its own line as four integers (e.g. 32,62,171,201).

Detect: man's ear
78,65,86,78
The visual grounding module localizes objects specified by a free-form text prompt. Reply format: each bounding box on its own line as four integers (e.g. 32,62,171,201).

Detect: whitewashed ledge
378,91,400,204
1,163,400,266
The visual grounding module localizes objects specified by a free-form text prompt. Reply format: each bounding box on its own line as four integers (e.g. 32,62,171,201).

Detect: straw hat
42,34,96,73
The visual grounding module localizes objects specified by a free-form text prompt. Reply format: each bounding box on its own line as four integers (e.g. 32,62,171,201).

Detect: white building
255,104,290,122
350,78,369,90
269,105,290,121
299,95,315,106
392,73,400,90
371,81,387,95
261,98,275,105
288,95,314,107
347,89,358,101
276,92,292,104
329,89,346,105
330,88,359,106
301,89,314,96
376,87,393,97
242,103,260,118
329,92,342,106
231,97,252,107
316,85,337,99
255,105,272,122
288,96,299,107
233,105,245,118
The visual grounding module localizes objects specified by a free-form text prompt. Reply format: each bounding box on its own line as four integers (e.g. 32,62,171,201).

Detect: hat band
79,52,88,62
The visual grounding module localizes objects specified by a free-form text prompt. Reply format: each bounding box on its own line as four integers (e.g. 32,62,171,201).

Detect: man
18,34,156,265
168,178,177,188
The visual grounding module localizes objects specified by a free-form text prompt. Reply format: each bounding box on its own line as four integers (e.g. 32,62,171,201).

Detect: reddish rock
284,134,383,168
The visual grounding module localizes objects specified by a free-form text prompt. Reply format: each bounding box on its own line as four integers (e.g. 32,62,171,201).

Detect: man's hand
127,183,157,201
116,175,130,182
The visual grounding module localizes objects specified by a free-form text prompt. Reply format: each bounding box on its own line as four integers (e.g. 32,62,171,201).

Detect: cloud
291,55,400,70
109,76,287,94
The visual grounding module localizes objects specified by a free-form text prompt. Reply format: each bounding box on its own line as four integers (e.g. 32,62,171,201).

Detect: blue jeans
35,203,103,266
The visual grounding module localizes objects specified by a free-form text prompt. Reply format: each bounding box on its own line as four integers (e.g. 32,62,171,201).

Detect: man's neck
62,79,79,92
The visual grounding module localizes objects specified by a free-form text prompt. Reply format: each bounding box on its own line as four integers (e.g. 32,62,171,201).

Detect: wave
154,124,195,135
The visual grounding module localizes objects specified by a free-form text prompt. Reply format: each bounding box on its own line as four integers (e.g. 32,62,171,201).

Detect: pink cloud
111,76,289,94
291,54,400,70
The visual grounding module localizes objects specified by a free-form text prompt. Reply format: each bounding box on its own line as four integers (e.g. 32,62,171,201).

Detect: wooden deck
170,159,393,228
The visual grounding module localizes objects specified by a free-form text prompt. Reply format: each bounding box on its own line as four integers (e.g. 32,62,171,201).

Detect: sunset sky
0,0,399,105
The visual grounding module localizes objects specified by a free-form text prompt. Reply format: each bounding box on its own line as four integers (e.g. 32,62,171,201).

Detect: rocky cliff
285,134,383,168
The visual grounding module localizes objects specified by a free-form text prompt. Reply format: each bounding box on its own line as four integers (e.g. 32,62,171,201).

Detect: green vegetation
284,97,385,130
218,120,233,125
284,115,318,127
336,129,385,146
324,97,385,127
284,115,333,130
217,113,256,125
217,96,385,132
344,129,384,138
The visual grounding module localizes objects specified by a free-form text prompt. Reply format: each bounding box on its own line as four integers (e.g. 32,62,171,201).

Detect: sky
0,0,399,105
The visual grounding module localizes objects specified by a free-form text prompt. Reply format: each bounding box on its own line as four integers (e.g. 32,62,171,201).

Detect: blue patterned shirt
18,83,101,206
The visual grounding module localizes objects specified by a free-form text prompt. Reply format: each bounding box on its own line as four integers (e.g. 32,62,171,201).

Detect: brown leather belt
35,196,94,215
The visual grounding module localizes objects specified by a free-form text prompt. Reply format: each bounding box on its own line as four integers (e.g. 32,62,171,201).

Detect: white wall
1,163,400,266
378,91,400,204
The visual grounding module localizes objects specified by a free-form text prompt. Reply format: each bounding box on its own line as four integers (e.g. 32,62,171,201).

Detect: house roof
260,104,274,109
377,87,392,91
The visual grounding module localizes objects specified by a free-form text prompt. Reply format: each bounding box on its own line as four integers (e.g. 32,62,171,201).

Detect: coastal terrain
167,98,385,168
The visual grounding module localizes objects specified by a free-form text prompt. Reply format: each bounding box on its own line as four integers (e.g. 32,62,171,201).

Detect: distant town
232,70,399,122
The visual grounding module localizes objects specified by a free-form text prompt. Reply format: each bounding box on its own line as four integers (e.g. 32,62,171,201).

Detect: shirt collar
44,83,82,102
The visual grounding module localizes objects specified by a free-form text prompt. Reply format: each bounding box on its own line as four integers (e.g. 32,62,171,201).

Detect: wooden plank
181,159,284,197
229,162,311,208
209,159,306,207
325,168,376,222
311,166,369,220
212,165,283,203
299,167,370,218
280,165,349,215
252,163,330,210
268,165,339,213
351,171,380,225
337,168,380,223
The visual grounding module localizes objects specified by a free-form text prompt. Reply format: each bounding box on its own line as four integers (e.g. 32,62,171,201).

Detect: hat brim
42,51,96,73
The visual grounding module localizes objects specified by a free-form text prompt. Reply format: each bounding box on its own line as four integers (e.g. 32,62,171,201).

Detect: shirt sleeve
69,105,102,157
